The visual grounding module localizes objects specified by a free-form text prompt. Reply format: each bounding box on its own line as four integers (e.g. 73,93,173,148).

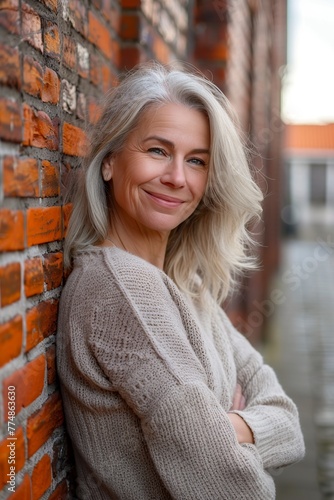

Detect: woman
57,63,305,499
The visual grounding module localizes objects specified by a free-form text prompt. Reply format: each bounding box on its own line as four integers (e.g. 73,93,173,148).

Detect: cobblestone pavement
263,234,334,500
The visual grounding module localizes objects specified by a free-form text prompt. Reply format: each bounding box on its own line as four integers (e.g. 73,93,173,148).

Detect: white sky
282,0,334,124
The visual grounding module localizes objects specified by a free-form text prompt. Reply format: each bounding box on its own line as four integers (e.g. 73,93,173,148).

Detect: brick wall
0,0,286,497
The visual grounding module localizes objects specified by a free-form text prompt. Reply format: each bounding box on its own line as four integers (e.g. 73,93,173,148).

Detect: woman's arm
218,308,305,471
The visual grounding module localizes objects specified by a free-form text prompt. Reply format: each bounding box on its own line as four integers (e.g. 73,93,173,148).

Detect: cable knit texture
57,247,305,499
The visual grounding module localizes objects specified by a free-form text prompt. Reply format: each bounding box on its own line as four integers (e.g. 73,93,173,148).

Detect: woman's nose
160,156,186,187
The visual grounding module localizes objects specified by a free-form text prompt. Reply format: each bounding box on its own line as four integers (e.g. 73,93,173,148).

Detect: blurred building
283,123,334,236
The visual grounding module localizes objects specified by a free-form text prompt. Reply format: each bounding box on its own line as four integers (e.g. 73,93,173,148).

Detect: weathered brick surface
0,0,285,496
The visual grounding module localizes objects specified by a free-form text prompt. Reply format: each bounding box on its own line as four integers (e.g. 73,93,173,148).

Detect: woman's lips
144,191,184,207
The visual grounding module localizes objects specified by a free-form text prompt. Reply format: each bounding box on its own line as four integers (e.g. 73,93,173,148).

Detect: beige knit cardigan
57,247,305,499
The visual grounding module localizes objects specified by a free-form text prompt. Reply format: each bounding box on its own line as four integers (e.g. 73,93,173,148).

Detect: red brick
8,474,31,500
62,123,87,157
120,45,142,68
44,22,60,60
0,427,25,489
121,13,140,39
42,67,60,104
0,316,22,367
26,206,62,246
103,0,121,33
0,0,20,35
62,203,73,237
88,11,113,58
0,97,22,142
3,355,45,415
0,209,25,251
23,104,59,150
41,0,57,12
48,480,68,500
32,454,51,499
121,0,141,7
22,3,43,52
24,258,44,297
23,56,43,98
43,252,63,290
3,156,39,198
63,35,77,70
27,393,64,457
46,345,56,384
68,0,87,36
88,97,103,124
40,160,60,197
0,43,20,88
0,262,21,307
26,299,58,352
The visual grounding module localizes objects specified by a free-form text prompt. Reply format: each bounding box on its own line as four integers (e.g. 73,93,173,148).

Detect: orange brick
22,3,43,52
3,156,39,197
0,43,20,88
0,0,20,35
8,474,31,500
63,35,77,70
88,11,112,58
3,355,45,416
26,206,62,246
120,13,140,40
68,0,87,35
23,104,59,150
0,427,25,489
32,454,51,499
120,46,141,68
26,299,59,352
42,0,57,12
46,345,56,384
44,22,60,60
23,55,43,98
0,262,21,307
24,258,44,297
0,97,22,142
0,316,22,367
43,252,63,290
0,209,25,251
42,67,60,103
27,393,64,457
40,160,60,197
88,97,103,124
62,203,73,237
62,123,87,157
48,480,68,500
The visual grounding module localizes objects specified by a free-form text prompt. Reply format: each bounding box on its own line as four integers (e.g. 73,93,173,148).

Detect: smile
144,191,185,207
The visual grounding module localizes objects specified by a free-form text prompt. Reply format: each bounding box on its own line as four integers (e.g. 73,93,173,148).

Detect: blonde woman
57,63,304,499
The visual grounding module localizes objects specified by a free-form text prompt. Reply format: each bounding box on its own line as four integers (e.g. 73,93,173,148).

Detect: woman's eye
188,157,206,166
148,147,166,156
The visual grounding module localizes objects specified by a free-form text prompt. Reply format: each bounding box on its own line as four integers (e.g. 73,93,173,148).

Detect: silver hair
64,61,263,303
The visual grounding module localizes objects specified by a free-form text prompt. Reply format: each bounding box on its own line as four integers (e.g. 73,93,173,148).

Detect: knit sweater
57,247,305,500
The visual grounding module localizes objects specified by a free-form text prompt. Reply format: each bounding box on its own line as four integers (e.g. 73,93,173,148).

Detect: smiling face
102,102,210,245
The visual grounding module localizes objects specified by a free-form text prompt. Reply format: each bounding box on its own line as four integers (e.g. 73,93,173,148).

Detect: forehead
131,103,210,146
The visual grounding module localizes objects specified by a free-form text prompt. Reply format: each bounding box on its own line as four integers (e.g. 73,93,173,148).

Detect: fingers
230,383,246,411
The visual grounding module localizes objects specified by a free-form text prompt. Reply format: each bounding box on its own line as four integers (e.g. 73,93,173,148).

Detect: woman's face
103,103,210,239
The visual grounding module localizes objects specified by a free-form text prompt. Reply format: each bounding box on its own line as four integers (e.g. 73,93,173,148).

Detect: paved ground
262,233,334,500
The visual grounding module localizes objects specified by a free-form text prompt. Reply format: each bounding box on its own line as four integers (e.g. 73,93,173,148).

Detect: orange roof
285,123,334,151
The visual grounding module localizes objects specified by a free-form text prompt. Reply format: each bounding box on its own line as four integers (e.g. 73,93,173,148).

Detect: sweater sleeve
218,308,305,471
88,256,275,500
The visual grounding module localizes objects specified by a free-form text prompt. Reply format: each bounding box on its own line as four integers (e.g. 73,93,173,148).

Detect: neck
106,225,169,270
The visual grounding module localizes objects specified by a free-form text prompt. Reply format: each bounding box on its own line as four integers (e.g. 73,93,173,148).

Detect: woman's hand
228,384,254,444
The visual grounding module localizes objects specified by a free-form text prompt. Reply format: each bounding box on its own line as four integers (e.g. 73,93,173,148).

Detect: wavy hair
64,62,263,303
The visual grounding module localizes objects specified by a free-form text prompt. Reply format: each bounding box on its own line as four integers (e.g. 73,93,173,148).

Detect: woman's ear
102,156,113,181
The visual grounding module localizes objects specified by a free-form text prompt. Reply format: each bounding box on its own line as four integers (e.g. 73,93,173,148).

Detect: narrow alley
263,232,334,499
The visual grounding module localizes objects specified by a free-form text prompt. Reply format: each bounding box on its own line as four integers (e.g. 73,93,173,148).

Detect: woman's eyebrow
143,135,210,154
